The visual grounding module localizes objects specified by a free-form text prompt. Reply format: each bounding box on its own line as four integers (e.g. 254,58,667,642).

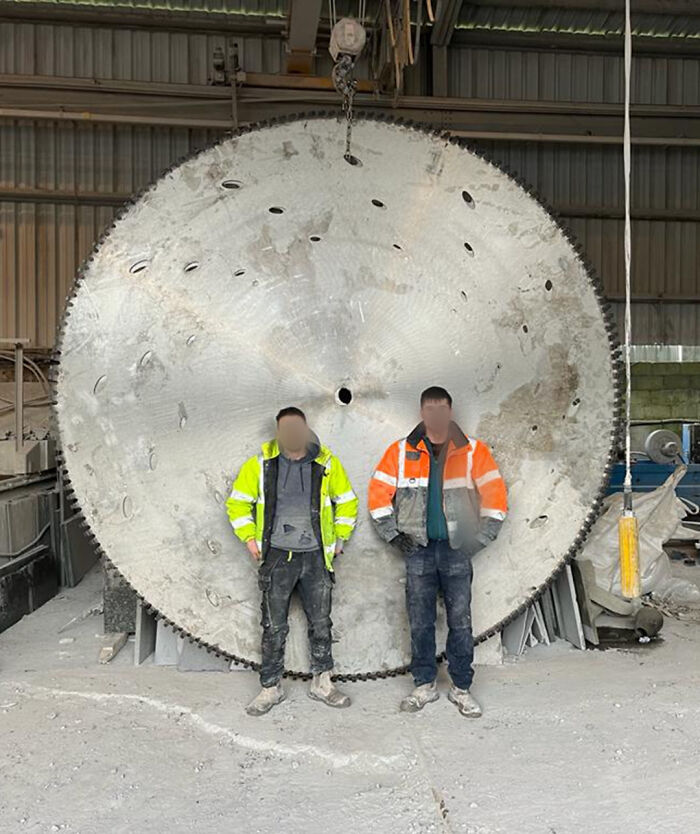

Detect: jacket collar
406,421,469,452
261,431,330,464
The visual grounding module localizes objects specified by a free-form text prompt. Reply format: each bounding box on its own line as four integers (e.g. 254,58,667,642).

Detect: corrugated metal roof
0,0,287,15
4,1,700,41
457,6,700,40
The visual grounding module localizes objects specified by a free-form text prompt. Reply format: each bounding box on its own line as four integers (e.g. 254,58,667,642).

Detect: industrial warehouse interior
2,0,700,832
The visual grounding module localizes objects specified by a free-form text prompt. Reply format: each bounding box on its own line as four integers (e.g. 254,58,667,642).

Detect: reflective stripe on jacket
368,422,507,551
226,438,358,570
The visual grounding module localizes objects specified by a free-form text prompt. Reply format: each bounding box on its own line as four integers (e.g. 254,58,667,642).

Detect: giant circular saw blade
54,115,620,676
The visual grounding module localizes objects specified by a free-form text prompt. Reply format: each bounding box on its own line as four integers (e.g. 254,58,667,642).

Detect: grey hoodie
269,436,321,552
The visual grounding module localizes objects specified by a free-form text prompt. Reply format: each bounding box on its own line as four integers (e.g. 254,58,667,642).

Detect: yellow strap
288,550,293,562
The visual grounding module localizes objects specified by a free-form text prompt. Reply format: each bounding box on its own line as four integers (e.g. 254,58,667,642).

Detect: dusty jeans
258,547,334,687
405,540,474,690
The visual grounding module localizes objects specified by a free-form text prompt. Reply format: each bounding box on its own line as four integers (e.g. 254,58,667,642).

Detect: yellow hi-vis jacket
226,438,358,571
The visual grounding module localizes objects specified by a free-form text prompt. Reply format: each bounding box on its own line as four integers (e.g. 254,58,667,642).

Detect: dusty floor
1,566,699,834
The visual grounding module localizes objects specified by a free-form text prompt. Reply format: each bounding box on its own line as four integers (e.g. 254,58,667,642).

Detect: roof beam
2,74,700,147
451,26,700,57
0,2,285,34
286,0,324,74
431,1,464,96
431,0,465,46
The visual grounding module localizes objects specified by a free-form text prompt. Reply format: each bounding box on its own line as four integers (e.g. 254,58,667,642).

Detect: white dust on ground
1,566,699,834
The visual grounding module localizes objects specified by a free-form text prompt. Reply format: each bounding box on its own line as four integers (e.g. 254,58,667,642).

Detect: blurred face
276,415,308,455
421,397,452,437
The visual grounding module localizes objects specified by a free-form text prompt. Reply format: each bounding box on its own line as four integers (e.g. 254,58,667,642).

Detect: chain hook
329,18,366,163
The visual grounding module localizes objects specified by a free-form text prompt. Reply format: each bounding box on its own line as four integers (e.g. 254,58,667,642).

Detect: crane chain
332,54,358,163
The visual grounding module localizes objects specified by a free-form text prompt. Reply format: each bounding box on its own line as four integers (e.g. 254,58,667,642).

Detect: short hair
275,406,306,423
420,386,453,408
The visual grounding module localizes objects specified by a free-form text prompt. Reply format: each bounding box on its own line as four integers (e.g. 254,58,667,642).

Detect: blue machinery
608,423,700,510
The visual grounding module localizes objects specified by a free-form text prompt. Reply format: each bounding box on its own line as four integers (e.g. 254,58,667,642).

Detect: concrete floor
1,565,699,834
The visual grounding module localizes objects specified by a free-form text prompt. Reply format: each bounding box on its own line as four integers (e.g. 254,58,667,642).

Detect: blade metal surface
53,115,621,675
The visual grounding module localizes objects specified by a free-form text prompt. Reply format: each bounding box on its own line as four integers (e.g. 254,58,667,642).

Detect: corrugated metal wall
457,44,700,345
0,19,288,79
474,142,700,298
0,19,287,346
448,46,700,105
0,122,224,345
1,17,699,346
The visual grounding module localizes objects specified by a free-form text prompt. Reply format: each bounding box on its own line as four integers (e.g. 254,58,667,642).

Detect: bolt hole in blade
54,116,619,675
129,259,148,274
344,153,362,166
336,387,353,405
268,206,285,214
464,242,474,256
530,515,549,528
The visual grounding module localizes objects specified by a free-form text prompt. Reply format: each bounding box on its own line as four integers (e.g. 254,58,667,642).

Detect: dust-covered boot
245,683,285,716
448,685,482,718
399,681,439,713
308,671,351,708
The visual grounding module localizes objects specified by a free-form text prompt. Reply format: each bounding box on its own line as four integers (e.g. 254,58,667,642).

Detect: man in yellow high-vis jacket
227,406,358,716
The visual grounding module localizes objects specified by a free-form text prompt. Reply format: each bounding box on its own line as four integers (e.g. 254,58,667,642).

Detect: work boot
448,685,482,718
399,681,439,713
308,671,351,708
245,683,285,716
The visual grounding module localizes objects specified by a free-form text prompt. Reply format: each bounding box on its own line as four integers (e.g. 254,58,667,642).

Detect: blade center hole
335,387,353,405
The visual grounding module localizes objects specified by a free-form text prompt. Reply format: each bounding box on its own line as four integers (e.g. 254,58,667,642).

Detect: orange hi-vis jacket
368,422,508,552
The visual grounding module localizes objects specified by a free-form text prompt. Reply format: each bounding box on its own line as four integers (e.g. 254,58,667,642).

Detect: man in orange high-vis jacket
368,386,507,718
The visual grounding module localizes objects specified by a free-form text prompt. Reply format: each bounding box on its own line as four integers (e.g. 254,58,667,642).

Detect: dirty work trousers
405,539,474,691
258,547,334,688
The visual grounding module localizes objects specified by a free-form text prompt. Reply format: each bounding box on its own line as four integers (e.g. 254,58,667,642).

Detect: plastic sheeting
577,466,700,606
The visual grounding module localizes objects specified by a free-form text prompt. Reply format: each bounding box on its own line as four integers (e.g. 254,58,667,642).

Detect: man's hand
391,532,417,555
246,539,261,562
335,541,344,556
